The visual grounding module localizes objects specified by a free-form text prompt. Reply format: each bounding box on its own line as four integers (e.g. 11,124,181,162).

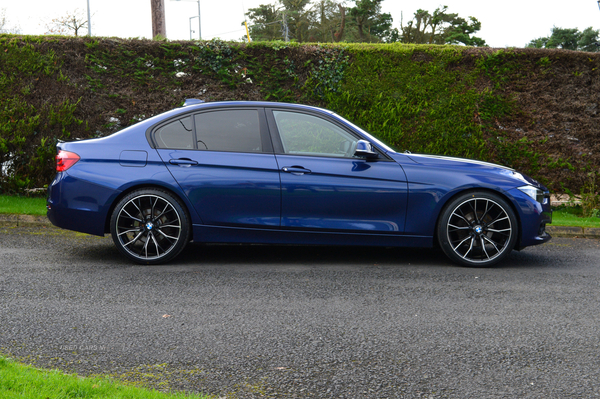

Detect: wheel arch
432,187,523,249
103,183,194,235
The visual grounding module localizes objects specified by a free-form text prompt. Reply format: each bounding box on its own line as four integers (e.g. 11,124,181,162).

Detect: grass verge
552,207,600,228
0,195,47,216
0,356,209,399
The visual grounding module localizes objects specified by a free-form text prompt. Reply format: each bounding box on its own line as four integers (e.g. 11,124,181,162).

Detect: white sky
1,0,599,48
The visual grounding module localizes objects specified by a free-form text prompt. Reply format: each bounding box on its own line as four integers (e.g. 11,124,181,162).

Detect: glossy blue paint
276,154,408,232
158,149,281,228
47,101,552,265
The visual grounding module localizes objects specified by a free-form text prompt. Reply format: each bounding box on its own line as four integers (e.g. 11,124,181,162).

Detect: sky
1,0,599,48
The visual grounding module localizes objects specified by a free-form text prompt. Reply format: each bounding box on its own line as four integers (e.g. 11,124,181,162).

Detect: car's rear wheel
437,192,518,267
110,189,190,264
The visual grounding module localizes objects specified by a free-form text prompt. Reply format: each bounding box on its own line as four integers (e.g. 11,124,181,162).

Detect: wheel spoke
156,229,179,241
118,228,140,237
488,215,509,226
480,236,490,259
159,224,181,230
462,237,475,259
121,208,142,222
482,234,501,253
123,231,145,247
448,223,470,230
452,234,473,251
487,228,511,233
149,233,162,257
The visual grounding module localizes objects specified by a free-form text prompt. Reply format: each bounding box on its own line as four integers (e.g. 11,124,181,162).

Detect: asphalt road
1,225,600,398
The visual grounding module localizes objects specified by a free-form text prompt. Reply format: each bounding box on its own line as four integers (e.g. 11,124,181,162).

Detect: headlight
518,185,546,204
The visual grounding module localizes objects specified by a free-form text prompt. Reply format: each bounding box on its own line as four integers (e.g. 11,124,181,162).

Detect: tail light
56,150,80,172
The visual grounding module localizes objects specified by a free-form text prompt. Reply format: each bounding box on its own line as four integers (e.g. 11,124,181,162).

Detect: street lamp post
171,0,201,40
189,16,199,40
88,0,91,36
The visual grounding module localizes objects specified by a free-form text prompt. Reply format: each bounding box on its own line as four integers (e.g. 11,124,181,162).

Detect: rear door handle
169,158,198,167
282,166,311,175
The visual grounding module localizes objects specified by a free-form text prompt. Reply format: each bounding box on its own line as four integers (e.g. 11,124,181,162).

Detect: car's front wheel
437,192,518,267
110,188,190,264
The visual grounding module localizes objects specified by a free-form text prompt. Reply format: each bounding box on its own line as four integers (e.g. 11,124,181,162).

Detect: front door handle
282,166,312,175
169,158,198,167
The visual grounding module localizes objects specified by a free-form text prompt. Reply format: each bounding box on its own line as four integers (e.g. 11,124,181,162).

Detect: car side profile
47,101,552,267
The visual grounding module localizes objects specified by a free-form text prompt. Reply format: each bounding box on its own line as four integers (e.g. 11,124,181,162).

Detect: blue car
47,101,552,267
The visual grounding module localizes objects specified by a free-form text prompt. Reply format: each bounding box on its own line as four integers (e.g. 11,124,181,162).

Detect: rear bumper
46,172,114,236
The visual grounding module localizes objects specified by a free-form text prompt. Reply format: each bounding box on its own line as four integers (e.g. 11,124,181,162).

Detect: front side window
273,111,357,157
155,117,194,149
194,110,262,153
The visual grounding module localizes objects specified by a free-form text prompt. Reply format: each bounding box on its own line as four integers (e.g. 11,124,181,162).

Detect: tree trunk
150,0,166,39
333,4,346,42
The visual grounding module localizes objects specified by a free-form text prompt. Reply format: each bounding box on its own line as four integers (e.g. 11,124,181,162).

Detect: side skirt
192,224,433,248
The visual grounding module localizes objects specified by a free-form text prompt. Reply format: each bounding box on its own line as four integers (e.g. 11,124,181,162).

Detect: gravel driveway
1,225,600,398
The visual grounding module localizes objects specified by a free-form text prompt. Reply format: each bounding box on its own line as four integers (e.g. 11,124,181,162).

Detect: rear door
155,107,281,228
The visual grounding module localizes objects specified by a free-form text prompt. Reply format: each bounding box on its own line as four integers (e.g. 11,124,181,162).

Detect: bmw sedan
47,101,552,267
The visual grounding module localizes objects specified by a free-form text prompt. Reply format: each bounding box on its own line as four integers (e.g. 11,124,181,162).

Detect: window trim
148,106,274,154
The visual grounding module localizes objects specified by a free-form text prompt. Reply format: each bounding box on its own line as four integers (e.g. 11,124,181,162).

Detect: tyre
437,192,518,267
110,188,190,264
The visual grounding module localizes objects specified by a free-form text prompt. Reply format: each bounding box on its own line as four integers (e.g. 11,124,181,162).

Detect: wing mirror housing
354,140,379,160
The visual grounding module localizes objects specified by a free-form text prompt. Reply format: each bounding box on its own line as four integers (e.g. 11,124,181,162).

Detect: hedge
1,35,599,195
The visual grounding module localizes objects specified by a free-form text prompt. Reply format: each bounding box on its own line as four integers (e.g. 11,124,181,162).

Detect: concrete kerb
0,214,599,239
0,214,53,228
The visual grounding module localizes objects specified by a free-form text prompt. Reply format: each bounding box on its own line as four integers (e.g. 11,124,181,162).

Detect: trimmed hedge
1,35,599,194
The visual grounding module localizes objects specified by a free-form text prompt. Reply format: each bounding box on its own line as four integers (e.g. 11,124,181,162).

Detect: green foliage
579,172,600,218
245,0,392,43
399,6,486,46
323,45,488,159
304,46,349,98
527,26,600,52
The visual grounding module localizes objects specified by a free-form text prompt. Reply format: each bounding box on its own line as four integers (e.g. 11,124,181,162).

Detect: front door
267,109,408,233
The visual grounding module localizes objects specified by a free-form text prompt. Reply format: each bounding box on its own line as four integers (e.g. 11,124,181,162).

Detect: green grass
0,356,209,399
552,207,600,228
0,195,47,215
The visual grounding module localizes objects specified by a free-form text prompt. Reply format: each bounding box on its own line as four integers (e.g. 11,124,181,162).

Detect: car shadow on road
71,236,553,270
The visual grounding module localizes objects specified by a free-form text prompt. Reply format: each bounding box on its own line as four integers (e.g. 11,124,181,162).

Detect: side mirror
354,140,379,160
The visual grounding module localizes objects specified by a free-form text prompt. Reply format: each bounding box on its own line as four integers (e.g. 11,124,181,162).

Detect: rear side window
155,117,194,149
195,110,262,153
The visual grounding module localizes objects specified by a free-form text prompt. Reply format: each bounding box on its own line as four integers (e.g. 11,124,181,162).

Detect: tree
280,0,312,42
306,0,346,42
348,0,394,43
245,4,284,41
0,8,21,34
244,0,395,43
578,27,600,52
45,9,89,36
527,26,599,52
400,6,486,46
